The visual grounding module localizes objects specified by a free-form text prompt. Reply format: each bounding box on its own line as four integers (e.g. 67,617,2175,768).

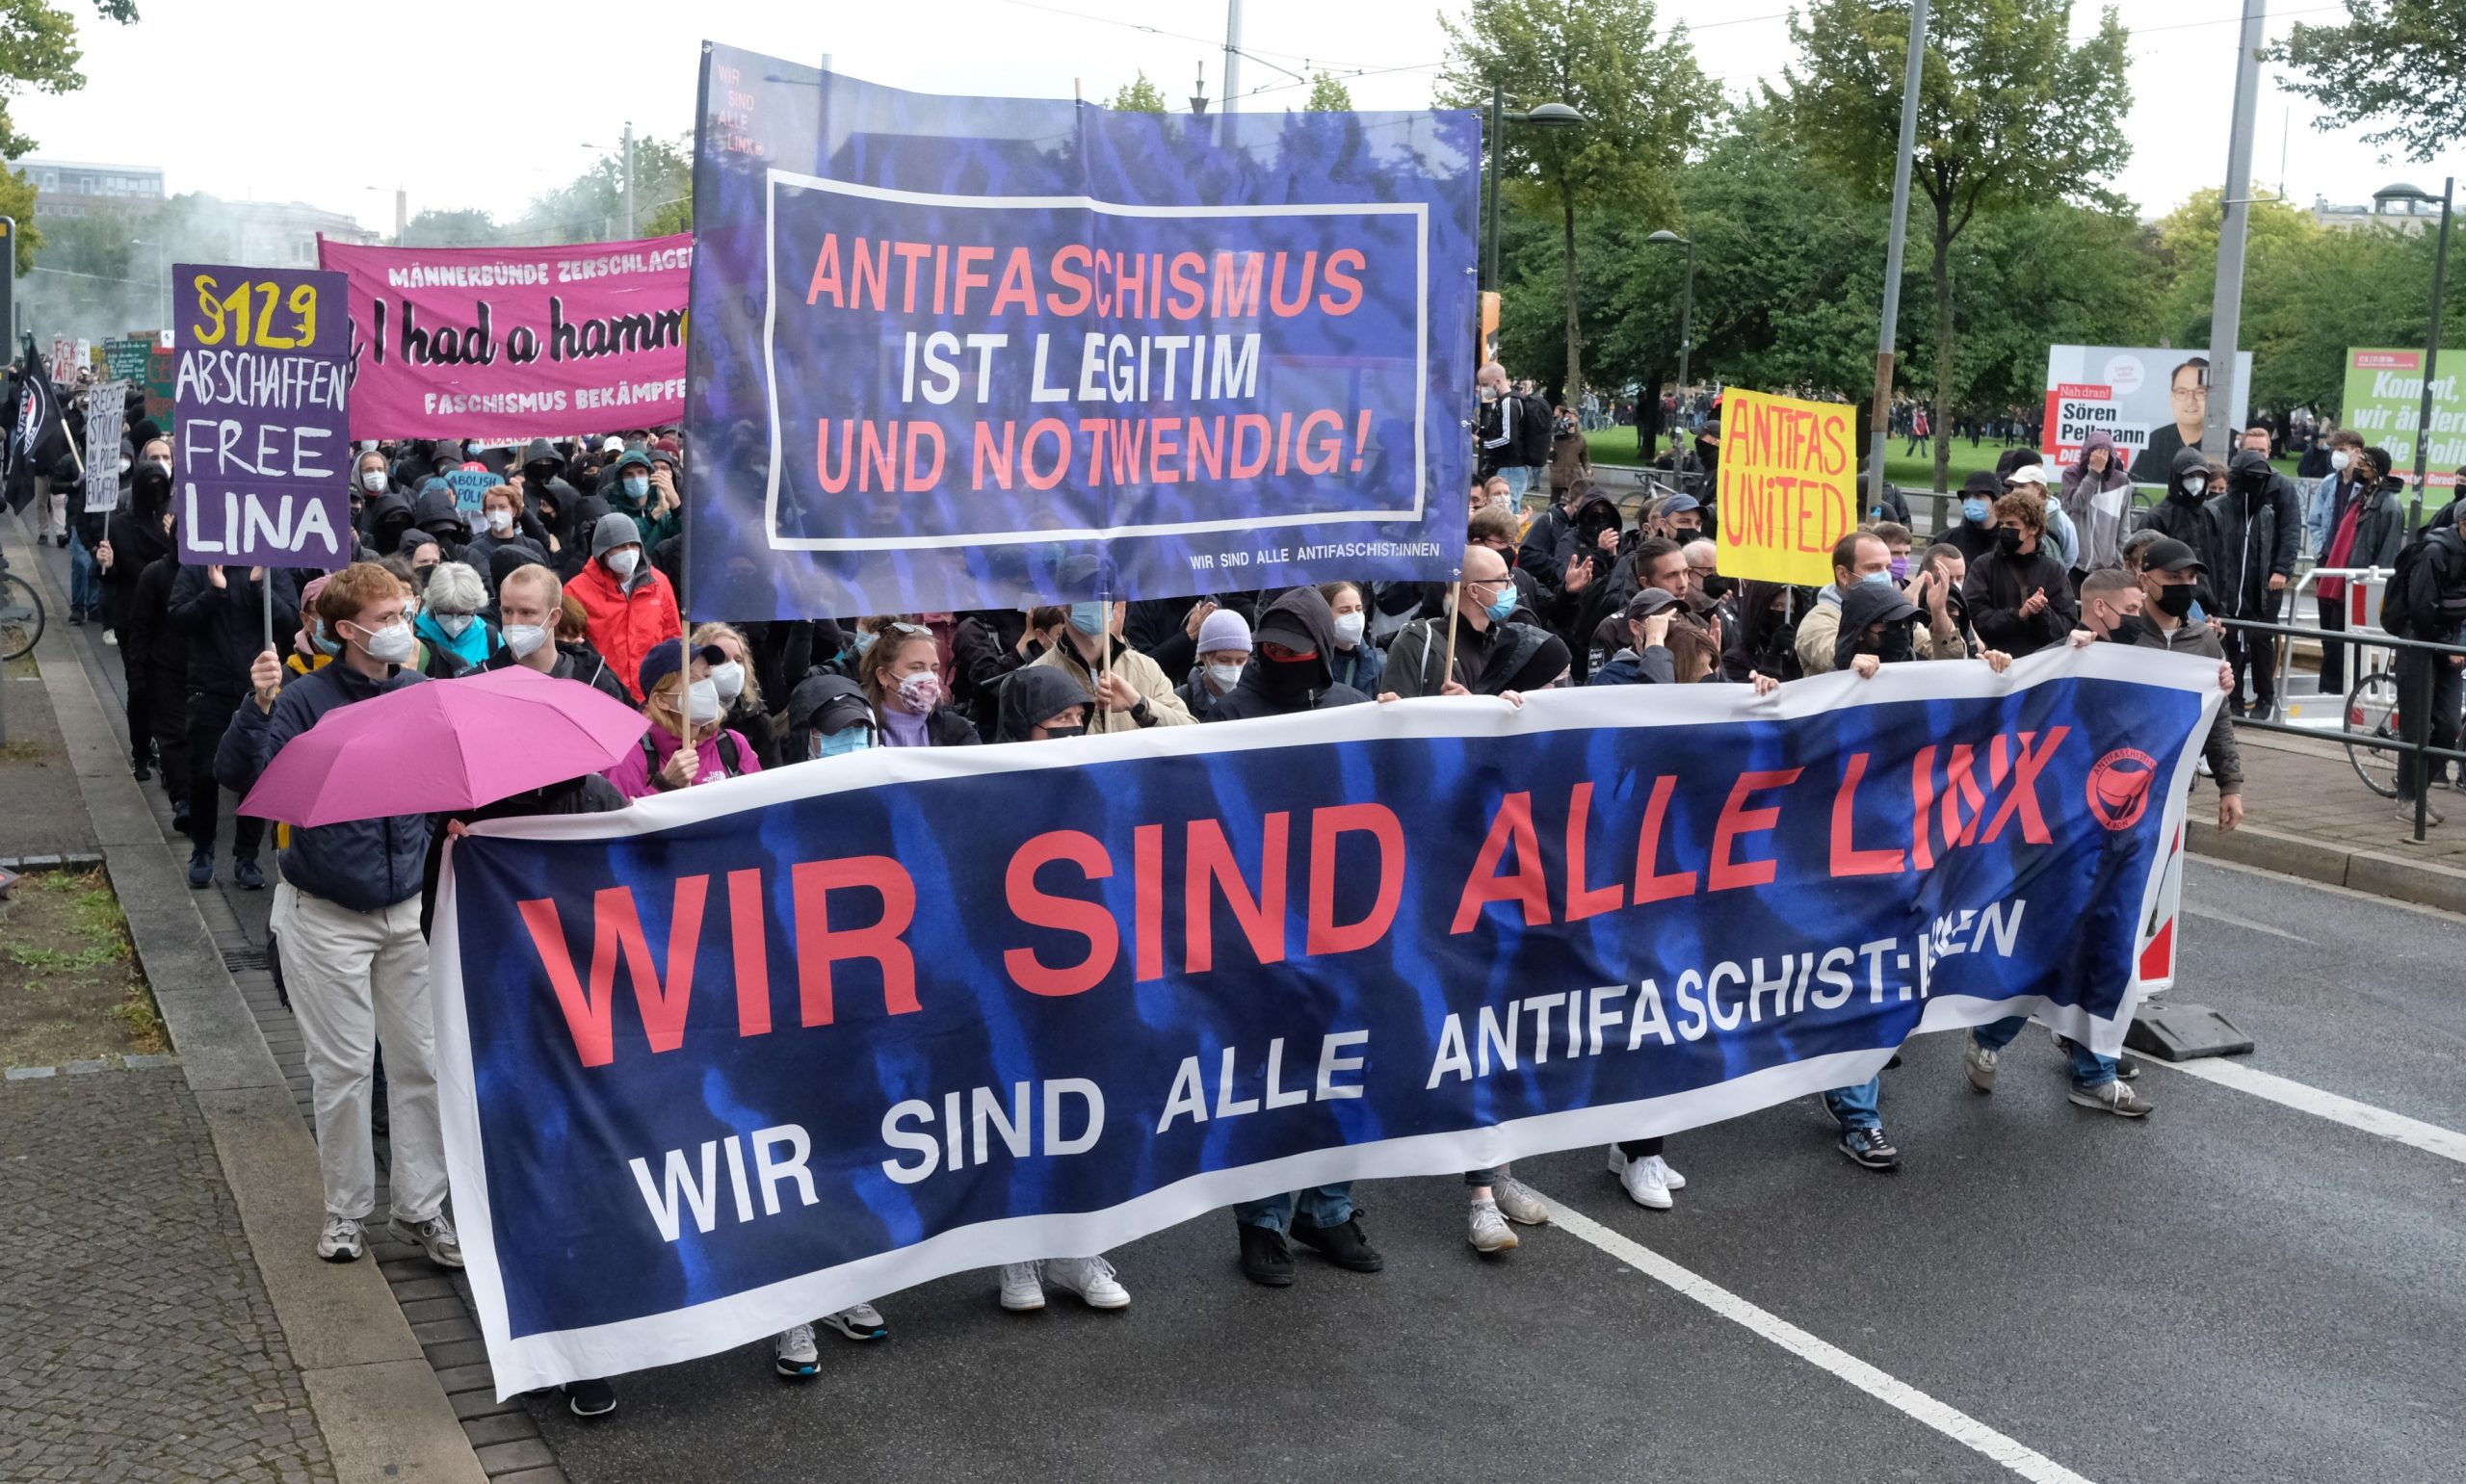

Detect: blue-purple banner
433,647,2218,1393
682,43,1477,620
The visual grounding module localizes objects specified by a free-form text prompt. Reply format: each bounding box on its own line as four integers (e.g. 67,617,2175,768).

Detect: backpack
1513,392,1555,467
2379,523,2466,638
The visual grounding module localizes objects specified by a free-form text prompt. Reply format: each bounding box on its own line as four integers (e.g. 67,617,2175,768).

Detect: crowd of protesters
14,357,2291,1421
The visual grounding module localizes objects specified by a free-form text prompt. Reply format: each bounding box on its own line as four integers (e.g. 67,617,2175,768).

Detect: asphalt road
29,535,2463,1484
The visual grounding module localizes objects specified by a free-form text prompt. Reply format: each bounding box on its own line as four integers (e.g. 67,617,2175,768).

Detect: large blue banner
433,647,2218,1394
682,43,1476,620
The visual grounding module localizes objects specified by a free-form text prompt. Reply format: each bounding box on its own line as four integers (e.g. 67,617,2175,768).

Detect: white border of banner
757,170,1430,549
431,644,2222,1395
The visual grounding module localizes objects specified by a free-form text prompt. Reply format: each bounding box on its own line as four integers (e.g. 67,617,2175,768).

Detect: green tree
1109,71,1168,114
2274,1,2466,160
508,134,692,245
0,0,143,274
1304,71,1352,112
402,207,505,248
1788,0,2131,490
1439,0,1718,406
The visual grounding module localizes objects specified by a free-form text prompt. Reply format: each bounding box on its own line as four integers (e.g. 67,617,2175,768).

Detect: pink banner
317,233,693,439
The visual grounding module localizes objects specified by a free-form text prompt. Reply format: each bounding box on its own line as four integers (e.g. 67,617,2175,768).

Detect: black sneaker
1837,1127,1902,1169
187,846,214,888
1289,1213,1383,1273
1237,1223,1294,1287
564,1378,616,1418
233,855,265,890
131,756,150,783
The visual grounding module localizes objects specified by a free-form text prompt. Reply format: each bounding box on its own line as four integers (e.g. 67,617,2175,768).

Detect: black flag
4,341,67,515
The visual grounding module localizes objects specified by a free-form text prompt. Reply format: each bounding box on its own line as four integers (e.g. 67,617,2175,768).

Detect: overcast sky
21,0,2466,237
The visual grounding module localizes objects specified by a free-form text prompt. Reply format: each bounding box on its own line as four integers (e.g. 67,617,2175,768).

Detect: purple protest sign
172,264,352,566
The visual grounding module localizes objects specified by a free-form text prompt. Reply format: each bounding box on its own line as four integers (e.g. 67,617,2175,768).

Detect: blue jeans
1973,1017,2114,1089
1498,465,1531,502
1823,1076,1881,1132
1234,1184,1352,1232
68,529,102,616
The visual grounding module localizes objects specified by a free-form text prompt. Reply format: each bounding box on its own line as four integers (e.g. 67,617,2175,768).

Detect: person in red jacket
566,511,679,702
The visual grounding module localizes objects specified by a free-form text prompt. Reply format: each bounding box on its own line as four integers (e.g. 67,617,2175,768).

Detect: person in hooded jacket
127,539,194,822
1962,488,2077,657
785,671,881,759
214,561,461,1272
2216,447,2301,717
169,559,304,889
1943,470,2005,564
408,478,469,560
1319,581,1385,694
568,512,681,703
2057,430,2135,582
603,449,681,550
517,438,581,544
2137,447,2227,606
99,462,176,778
996,665,1094,742
359,481,418,560
1203,586,1372,722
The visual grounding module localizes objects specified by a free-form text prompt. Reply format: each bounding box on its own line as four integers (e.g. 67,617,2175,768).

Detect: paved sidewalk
5,517,489,1484
0,1067,333,1483
2188,725,2466,912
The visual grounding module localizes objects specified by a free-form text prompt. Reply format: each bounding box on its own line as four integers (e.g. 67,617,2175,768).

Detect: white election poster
2042,345,2254,485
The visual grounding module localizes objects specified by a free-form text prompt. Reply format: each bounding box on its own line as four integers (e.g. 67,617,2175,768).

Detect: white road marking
1542,1199,2099,1484
2179,903,2314,944
2144,1057,2466,1167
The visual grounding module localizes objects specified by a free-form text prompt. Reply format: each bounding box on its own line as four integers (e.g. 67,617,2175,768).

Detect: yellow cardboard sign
1714,389,1856,586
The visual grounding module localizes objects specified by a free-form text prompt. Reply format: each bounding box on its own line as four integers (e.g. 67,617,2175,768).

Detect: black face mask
2149,583,2196,618
1873,624,1916,664
1040,724,1086,741
1993,527,2024,557
2106,613,2149,645
1258,653,1319,701
1699,575,1734,602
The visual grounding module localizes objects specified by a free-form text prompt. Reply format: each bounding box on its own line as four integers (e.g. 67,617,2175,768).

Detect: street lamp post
2402,178,2454,533
1645,230,1694,424
1480,87,1583,293
129,237,167,331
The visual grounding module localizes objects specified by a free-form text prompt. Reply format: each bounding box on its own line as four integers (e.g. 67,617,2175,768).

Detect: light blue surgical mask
1860,570,1894,587
850,630,878,660
1066,601,1110,637
622,475,650,500
1483,587,1517,624
1962,498,1990,523
813,726,872,759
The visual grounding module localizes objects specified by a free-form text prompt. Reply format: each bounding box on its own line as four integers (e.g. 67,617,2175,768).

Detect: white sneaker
316,1214,363,1262
1617,1153,1673,1211
1467,1198,1520,1252
1492,1173,1551,1225
820,1302,887,1341
1043,1255,1129,1310
1647,1155,1686,1190
998,1261,1045,1312
774,1323,820,1379
1604,1144,1630,1175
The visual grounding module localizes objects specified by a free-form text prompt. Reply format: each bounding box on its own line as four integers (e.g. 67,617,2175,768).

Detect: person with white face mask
461,485,548,594
214,563,460,1273
1175,606,1252,721
604,639,766,799
478,563,630,704
568,511,681,703
1317,580,1384,693
689,620,781,769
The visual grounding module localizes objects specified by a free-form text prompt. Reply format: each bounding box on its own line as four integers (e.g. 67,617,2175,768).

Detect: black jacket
216,662,433,912
1962,545,2077,657
2214,451,2299,617
1944,517,2001,566
479,640,630,706
419,771,624,937
168,564,307,698
1204,587,1372,719
2343,477,2409,576
124,554,189,694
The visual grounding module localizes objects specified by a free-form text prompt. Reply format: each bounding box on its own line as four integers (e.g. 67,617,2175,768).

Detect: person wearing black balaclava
2217,446,2297,717
1204,586,1372,722
100,462,176,779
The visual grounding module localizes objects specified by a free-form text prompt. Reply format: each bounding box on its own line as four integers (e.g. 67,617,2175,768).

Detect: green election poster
2343,348,2464,490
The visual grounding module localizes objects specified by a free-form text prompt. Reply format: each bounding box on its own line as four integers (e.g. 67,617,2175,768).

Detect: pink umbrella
240,664,650,826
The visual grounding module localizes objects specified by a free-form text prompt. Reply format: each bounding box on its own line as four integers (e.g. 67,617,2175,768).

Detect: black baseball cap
2141,537,2207,575
1621,588,1683,622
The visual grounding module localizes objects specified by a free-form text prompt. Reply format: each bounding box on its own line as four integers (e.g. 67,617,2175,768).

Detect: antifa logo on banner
2086,748,2157,832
